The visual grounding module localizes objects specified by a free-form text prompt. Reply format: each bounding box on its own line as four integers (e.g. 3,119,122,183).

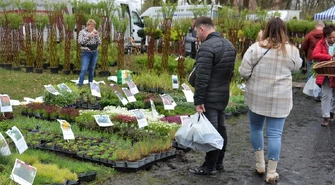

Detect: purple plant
160,115,183,124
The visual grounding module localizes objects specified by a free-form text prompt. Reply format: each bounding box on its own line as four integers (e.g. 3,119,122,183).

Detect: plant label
10,100,21,106
117,70,132,84
93,115,114,127
0,133,11,156
57,119,75,140
180,115,192,126
127,81,139,94
57,83,72,92
150,99,159,118
90,82,101,97
182,90,194,103
6,126,28,154
114,91,128,106
172,75,179,89
122,88,136,103
132,110,148,128
44,85,60,95
0,94,13,112
160,94,176,110
10,159,37,185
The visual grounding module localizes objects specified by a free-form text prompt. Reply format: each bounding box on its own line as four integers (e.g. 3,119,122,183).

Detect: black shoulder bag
251,47,271,75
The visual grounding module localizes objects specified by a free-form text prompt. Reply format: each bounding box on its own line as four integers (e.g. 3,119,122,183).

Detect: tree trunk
243,0,249,9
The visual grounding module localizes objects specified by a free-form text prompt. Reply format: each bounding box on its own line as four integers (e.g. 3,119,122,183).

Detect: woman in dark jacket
313,25,335,127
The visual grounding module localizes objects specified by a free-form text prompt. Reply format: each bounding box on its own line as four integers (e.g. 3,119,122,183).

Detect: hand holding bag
175,113,224,152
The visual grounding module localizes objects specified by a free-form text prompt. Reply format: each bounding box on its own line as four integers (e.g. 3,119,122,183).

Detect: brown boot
321,118,329,127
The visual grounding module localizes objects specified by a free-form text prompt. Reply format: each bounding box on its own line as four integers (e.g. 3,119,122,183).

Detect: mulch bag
303,76,321,97
174,113,224,152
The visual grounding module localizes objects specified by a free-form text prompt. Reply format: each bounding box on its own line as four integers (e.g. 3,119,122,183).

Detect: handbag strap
251,47,271,72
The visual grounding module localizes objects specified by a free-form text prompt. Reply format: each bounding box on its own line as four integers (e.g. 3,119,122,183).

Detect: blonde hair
86,19,96,26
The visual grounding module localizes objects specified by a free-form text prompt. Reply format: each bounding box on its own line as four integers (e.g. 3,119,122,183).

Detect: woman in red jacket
312,25,335,126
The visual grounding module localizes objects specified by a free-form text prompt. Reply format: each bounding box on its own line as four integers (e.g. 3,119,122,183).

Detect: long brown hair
260,17,290,54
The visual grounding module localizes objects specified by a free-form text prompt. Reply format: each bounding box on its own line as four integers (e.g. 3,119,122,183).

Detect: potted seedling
126,148,141,168
114,148,128,167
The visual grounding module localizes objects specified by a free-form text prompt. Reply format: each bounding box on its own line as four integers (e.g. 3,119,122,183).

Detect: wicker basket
313,60,335,76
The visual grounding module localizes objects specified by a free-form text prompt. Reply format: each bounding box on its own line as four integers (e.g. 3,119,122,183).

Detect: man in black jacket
189,16,236,175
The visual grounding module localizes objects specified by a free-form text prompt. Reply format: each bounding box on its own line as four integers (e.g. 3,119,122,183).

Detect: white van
140,4,221,20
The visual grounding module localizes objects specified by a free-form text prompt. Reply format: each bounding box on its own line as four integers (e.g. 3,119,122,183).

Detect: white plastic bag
303,77,321,97
174,113,224,152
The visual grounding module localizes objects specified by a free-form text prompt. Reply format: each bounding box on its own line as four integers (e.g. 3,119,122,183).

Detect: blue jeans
78,51,98,86
306,60,313,81
248,109,285,161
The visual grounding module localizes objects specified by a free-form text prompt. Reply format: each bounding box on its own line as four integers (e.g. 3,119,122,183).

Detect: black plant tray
113,154,177,173
37,145,76,156
78,171,97,182
37,144,176,172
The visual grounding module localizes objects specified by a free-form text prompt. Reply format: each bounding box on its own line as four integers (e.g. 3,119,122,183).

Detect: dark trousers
186,52,196,60
203,108,228,169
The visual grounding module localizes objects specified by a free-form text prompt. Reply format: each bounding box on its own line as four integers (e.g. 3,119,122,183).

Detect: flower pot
126,161,140,168
25,66,34,73
99,70,111,77
13,67,21,71
114,161,126,167
161,151,167,158
58,64,64,71
43,63,50,70
63,70,71,75
50,67,59,74
34,112,41,118
138,158,145,166
72,69,81,75
148,153,156,162
35,68,43,74
154,152,161,160
144,157,151,164
21,110,28,116
4,63,12,70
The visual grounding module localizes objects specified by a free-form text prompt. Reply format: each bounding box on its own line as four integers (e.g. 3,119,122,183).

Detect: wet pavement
102,88,335,185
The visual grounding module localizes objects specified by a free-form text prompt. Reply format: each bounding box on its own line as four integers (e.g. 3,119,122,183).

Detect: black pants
203,108,228,169
186,52,196,60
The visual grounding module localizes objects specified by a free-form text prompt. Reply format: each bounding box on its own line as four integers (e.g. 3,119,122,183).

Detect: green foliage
144,16,160,37
161,2,177,20
173,18,192,39
242,21,261,40
7,13,22,29
112,6,129,33
35,14,49,30
20,0,37,13
189,4,210,18
287,19,311,33
43,85,79,107
134,54,195,74
64,14,76,31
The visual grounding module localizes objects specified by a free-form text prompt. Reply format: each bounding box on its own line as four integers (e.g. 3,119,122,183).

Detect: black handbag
86,44,98,51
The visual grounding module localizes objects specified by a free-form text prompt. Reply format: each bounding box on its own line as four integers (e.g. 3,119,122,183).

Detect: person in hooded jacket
303,21,325,80
312,25,335,127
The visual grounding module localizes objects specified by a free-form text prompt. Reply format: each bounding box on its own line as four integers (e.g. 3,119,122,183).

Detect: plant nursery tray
113,154,177,173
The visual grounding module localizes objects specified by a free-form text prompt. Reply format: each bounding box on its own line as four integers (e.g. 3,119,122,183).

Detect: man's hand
88,33,94,38
195,104,206,113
